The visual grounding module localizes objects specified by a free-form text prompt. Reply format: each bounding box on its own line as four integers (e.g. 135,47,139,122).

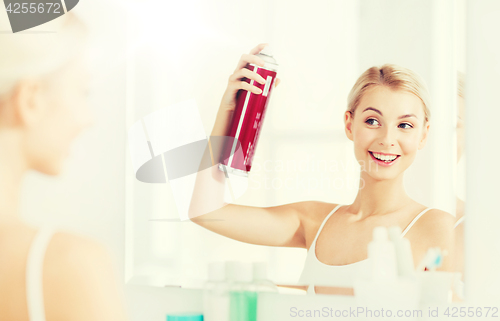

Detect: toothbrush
416,247,443,272
427,249,443,272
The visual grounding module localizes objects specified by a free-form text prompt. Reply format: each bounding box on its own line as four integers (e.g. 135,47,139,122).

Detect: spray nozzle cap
259,45,273,57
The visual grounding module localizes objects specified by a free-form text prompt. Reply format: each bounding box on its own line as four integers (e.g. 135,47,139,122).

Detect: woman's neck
0,132,27,223
348,171,413,220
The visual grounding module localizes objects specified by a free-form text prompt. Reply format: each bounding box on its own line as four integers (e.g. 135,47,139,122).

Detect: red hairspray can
218,46,278,177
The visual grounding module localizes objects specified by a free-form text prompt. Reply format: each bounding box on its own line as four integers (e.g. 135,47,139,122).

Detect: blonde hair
347,64,431,123
0,11,87,97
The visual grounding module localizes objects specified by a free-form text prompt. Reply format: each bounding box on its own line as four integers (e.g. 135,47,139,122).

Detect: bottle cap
235,261,253,283
207,261,225,282
373,226,388,241
166,313,203,321
388,226,403,241
253,262,267,280
225,261,239,281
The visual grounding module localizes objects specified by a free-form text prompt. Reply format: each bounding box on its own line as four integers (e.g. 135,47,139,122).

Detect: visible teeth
372,152,397,162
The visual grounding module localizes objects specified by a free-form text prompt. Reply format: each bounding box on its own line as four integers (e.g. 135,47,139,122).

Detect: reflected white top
26,224,57,321
298,204,433,294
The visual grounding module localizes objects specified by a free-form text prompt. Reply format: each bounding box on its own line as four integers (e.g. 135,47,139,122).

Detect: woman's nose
378,127,395,146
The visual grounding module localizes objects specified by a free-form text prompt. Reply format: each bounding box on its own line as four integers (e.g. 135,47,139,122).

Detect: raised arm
188,44,305,248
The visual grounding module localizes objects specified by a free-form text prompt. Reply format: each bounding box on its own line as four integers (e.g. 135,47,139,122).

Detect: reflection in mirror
125,0,466,303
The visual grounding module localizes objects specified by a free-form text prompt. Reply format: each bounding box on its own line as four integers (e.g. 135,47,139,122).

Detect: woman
0,13,129,320
189,43,456,295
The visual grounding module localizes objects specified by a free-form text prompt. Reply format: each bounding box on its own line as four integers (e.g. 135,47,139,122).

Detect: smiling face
344,85,430,181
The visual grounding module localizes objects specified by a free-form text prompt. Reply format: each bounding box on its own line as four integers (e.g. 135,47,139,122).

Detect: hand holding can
219,43,280,113
218,44,280,177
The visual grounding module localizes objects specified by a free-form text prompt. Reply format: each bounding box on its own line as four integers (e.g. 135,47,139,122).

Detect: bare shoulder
46,231,112,269
408,208,456,271
416,209,455,235
44,231,117,296
293,200,338,225
44,231,128,320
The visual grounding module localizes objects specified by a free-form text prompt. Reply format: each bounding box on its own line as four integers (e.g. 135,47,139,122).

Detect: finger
249,43,268,55
229,68,267,85
234,53,266,72
274,78,281,88
231,81,262,95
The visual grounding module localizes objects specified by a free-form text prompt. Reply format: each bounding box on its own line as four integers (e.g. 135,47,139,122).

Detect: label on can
262,76,273,97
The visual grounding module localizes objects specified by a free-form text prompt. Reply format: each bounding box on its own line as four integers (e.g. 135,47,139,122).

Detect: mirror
125,0,466,298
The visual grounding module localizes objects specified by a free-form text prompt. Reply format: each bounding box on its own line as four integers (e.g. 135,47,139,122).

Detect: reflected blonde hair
0,12,87,97
347,64,431,123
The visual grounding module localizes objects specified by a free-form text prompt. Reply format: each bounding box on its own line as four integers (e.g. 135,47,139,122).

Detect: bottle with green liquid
226,261,256,321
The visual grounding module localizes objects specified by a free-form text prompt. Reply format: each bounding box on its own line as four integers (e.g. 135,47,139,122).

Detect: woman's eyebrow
363,107,382,115
362,107,418,119
398,114,418,119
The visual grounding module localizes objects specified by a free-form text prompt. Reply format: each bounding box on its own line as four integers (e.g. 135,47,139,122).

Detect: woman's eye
365,118,380,126
399,123,413,129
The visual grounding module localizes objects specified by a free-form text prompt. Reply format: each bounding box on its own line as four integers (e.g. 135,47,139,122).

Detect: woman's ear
418,122,430,150
344,111,354,141
8,79,45,128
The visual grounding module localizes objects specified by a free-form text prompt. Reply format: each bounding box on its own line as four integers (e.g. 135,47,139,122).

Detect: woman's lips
369,151,400,167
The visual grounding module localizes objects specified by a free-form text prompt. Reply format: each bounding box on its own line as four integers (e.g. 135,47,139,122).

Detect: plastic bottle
226,261,253,321
388,226,416,277
248,262,278,321
367,226,398,281
203,261,230,321
251,262,278,292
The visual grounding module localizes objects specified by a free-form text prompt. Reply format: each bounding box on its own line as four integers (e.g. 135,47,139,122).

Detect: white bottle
388,226,416,277
251,262,278,293
367,226,398,281
203,262,230,321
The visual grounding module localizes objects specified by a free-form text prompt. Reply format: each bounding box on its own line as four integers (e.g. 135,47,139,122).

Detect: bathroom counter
257,292,467,321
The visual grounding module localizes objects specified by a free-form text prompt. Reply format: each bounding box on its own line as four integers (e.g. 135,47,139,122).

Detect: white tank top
298,204,433,294
26,223,57,321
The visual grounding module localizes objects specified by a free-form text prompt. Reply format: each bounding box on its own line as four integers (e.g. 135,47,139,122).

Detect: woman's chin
34,160,64,176
362,169,399,182
40,166,63,176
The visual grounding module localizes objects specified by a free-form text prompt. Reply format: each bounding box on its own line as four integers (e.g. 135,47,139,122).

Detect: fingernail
257,88,263,94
